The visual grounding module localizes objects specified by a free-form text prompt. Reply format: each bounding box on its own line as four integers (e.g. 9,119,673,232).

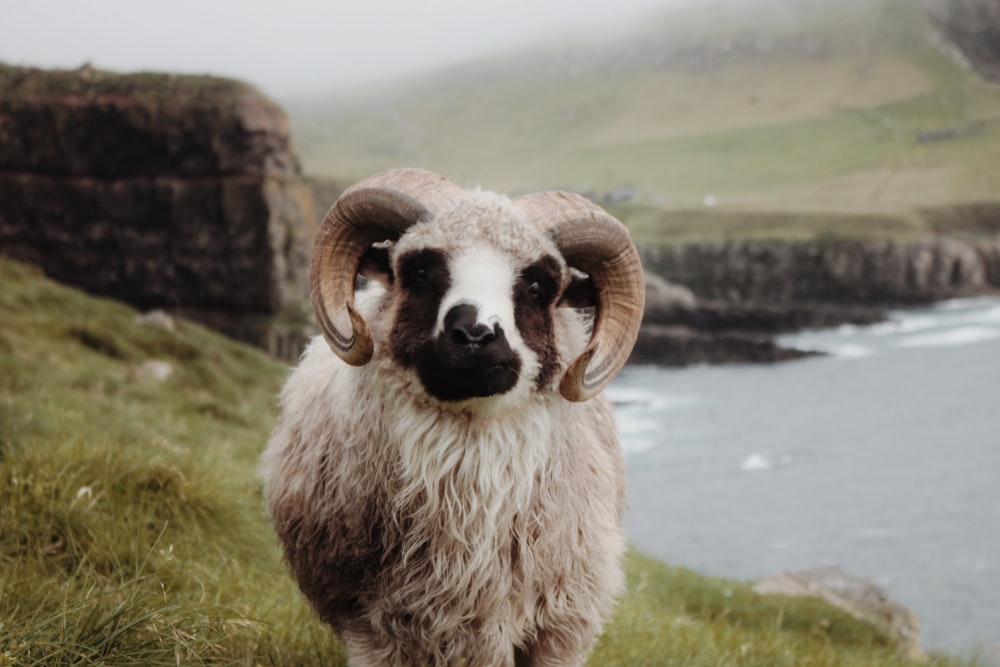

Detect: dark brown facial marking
514,255,562,390
390,248,522,401
420,303,520,401
390,248,450,368
358,244,393,286
559,271,597,310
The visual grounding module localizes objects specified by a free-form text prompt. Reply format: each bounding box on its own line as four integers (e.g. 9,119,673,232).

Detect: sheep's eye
519,257,560,308
398,248,447,292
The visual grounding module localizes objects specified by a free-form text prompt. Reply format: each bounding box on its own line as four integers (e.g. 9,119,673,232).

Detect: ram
261,168,645,666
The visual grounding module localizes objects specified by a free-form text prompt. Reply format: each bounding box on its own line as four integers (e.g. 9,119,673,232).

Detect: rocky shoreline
630,279,887,366
630,238,1000,367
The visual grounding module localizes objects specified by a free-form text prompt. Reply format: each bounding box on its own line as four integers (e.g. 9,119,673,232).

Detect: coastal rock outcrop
630,235,1000,367
0,64,315,350
631,270,887,367
640,238,1000,306
754,567,924,661
630,323,816,366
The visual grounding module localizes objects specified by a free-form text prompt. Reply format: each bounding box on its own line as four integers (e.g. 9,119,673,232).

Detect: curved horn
516,192,645,402
311,168,463,365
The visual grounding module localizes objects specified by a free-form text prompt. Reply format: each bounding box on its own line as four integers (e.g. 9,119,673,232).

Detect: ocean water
610,296,1000,661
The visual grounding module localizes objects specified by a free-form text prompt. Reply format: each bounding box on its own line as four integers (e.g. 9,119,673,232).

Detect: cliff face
0,65,314,346
629,236,1000,366
924,0,1000,82
640,237,1000,305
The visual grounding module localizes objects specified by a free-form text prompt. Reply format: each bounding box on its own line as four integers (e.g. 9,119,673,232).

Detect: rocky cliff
924,0,1000,82
0,64,315,349
640,237,1000,306
630,236,1000,366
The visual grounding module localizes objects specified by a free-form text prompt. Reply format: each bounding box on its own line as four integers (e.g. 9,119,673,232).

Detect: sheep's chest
356,414,558,648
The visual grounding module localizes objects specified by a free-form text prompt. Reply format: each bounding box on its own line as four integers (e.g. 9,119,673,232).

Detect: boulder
135,309,176,332
754,567,924,661
134,360,174,382
0,64,315,353
643,272,699,322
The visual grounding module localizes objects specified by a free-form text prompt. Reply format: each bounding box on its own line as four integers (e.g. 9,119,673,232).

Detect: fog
1,0,695,97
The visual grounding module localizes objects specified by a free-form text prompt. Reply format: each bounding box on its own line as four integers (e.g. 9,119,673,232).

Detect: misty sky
2,0,685,98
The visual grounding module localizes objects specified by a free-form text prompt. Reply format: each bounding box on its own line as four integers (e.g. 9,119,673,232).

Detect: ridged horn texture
516,191,646,402
310,168,463,365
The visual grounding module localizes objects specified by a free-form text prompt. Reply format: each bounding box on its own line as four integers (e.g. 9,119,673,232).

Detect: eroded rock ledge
641,238,1000,305
0,64,315,348
630,238,1000,366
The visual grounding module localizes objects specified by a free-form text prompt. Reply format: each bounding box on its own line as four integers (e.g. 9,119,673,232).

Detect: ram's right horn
516,191,646,402
310,168,464,365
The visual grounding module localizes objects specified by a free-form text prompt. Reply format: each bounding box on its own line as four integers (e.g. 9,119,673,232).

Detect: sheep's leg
513,631,589,667
339,632,390,667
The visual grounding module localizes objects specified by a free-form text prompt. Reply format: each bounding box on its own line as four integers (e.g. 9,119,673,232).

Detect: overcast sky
1,0,685,98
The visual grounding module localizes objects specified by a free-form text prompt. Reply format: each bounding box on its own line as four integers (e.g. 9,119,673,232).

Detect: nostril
452,322,496,345
444,304,500,347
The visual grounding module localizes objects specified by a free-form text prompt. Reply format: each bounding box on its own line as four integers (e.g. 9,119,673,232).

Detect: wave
862,315,941,336
896,326,1000,349
777,335,875,359
606,385,702,412
780,296,1000,357
740,451,794,472
815,343,875,359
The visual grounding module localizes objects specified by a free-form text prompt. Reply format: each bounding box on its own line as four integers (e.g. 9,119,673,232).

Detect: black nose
444,304,498,346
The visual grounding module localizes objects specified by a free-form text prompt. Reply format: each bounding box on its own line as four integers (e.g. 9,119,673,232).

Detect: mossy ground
0,257,978,666
0,62,255,107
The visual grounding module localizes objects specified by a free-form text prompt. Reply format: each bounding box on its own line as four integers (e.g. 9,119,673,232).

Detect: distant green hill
286,0,1000,233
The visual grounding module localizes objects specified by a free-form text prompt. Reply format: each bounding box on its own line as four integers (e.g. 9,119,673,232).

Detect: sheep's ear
559,269,596,309
358,242,394,286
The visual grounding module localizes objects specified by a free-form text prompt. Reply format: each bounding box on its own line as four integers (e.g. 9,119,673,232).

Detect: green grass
610,203,927,244
0,259,340,666
0,62,256,108
0,257,979,666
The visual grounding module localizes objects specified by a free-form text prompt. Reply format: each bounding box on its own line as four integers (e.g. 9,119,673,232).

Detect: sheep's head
311,168,645,404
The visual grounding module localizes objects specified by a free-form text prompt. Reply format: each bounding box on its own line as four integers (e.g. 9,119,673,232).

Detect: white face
435,246,514,339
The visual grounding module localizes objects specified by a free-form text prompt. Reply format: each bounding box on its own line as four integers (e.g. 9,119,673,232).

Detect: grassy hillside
287,0,1000,239
0,256,979,666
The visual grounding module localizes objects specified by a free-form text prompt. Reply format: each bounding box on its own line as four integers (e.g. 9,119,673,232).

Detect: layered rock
631,235,1000,367
630,323,816,366
0,64,314,350
640,237,1000,306
630,272,886,367
924,0,1000,82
